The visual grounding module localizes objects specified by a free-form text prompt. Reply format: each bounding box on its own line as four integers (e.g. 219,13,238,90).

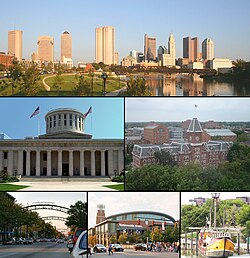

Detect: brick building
0,52,13,68
144,123,169,144
132,117,234,168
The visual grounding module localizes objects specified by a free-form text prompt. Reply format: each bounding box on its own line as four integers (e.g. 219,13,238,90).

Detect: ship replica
189,193,236,258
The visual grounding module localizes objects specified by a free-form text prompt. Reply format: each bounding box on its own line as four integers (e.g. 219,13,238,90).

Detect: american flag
195,104,198,108
83,107,92,119
30,106,40,118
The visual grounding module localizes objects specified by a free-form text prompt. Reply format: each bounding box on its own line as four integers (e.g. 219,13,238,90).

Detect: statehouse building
0,108,124,177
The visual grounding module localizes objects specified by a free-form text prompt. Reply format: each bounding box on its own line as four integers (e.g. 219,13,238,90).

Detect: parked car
135,243,147,251
69,230,87,258
57,238,64,243
3,238,16,245
112,244,124,252
24,238,34,244
93,244,107,253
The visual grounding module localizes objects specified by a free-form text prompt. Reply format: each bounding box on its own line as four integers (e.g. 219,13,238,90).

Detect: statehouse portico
0,108,124,177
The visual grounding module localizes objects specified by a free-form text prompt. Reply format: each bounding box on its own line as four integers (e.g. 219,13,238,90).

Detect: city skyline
125,98,250,122
1,0,250,63
0,98,124,139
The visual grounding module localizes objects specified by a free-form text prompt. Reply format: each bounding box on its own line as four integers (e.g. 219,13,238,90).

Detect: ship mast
211,193,220,228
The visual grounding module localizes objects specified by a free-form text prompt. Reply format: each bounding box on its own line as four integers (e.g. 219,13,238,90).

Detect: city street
90,249,179,258
0,242,70,258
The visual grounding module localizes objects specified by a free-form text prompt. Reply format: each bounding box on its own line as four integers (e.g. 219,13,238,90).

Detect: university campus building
0,108,124,177
89,204,176,246
132,117,235,168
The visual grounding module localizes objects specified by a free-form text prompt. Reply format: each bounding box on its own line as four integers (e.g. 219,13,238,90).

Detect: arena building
0,108,124,177
89,204,176,246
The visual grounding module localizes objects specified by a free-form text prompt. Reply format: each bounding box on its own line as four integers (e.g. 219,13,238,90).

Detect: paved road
0,242,70,258
90,249,179,258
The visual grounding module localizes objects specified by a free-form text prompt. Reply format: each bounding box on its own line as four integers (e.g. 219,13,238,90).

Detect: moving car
112,244,124,252
72,228,85,246
69,230,87,258
93,244,107,253
135,243,147,251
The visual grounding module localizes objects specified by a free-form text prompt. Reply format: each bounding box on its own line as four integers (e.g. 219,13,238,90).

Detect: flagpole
91,107,93,136
38,113,40,136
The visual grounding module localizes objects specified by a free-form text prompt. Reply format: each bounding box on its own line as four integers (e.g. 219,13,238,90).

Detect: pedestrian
88,244,92,255
108,243,113,255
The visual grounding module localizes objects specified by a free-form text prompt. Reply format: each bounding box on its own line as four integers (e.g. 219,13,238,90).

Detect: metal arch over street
24,203,69,214
42,216,67,222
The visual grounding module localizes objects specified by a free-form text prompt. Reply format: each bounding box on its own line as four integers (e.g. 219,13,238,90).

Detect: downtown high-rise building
37,36,54,63
144,34,156,62
95,26,115,65
183,36,199,62
8,30,23,61
202,38,214,60
162,33,176,67
61,31,72,62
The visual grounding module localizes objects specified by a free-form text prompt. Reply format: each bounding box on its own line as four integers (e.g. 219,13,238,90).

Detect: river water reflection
143,74,250,96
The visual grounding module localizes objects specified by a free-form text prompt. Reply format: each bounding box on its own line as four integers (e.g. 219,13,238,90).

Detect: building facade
202,38,214,60
144,123,169,145
95,26,115,65
89,206,176,246
0,108,123,177
37,36,54,63
183,37,199,62
132,117,234,168
8,30,23,61
144,34,156,62
0,52,13,68
61,31,72,62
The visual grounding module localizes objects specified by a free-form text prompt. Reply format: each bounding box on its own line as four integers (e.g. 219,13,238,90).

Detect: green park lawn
0,184,29,191
104,183,124,191
0,74,124,96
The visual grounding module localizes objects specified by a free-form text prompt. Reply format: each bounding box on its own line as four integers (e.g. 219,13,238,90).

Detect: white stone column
80,150,85,176
118,150,124,175
108,150,114,176
7,150,13,175
26,150,30,176
47,150,51,176
36,150,40,176
69,150,73,176
91,150,95,176
18,150,23,175
58,150,62,176
0,150,3,171
101,150,105,177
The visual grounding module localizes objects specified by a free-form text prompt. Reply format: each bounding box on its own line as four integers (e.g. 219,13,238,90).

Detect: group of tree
125,143,250,191
181,198,250,239
0,60,41,95
123,76,151,96
0,193,59,241
232,59,250,80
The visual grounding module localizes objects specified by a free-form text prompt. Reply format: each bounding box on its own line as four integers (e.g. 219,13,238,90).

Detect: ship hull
198,238,234,258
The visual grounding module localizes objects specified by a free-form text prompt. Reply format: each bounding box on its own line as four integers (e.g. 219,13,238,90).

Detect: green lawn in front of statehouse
0,184,29,191
104,184,124,191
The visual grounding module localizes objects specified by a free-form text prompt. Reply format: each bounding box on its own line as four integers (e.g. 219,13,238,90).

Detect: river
142,74,250,96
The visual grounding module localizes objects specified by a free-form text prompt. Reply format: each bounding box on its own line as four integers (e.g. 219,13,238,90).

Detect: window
64,114,67,126
75,115,77,128
58,114,61,126
69,114,72,126
79,231,87,251
53,115,56,127
43,153,47,161
4,152,8,159
49,117,52,128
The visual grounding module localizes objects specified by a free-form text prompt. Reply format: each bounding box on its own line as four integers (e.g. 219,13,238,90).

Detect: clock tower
186,118,203,143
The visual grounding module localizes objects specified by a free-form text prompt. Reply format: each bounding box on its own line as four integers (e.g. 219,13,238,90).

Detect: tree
127,232,139,244
151,227,163,242
88,235,96,246
227,143,250,162
52,74,63,92
109,235,117,244
118,232,128,244
154,150,177,166
125,76,151,96
74,75,91,96
8,60,22,95
19,63,40,95
141,230,151,243
65,201,87,231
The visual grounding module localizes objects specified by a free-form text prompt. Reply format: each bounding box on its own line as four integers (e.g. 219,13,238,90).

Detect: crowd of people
147,242,179,252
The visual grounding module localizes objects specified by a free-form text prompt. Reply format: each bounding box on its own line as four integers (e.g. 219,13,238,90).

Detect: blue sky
0,98,124,139
0,0,250,63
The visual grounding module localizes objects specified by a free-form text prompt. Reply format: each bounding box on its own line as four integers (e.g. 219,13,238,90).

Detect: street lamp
91,70,94,96
101,72,108,96
211,193,220,228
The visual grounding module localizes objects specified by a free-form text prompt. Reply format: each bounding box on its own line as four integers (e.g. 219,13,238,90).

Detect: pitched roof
187,118,203,132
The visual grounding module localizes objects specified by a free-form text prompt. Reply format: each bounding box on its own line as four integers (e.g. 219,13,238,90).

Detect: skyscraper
95,26,115,65
37,36,54,63
144,34,156,62
183,36,199,62
162,33,176,67
61,31,72,62
8,30,23,61
202,38,214,60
